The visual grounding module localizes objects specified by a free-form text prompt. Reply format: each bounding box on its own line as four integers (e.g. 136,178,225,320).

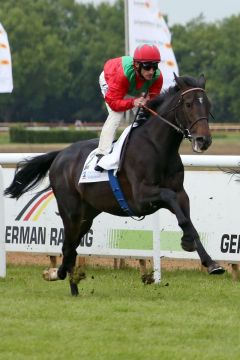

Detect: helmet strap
134,62,144,80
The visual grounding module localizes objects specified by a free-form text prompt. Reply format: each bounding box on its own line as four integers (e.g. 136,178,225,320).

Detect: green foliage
171,15,240,122
0,1,239,122
0,132,10,144
0,265,240,359
9,126,98,143
0,0,124,122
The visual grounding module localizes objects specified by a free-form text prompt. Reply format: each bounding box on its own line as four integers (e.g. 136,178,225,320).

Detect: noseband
144,87,210,141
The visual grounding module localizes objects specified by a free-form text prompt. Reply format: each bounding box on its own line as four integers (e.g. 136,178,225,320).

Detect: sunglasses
141,62,159,71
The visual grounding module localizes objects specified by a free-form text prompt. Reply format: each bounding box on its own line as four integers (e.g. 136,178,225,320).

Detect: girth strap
108,170,134,216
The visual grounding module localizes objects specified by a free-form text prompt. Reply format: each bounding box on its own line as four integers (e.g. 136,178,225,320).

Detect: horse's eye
185,102,191,108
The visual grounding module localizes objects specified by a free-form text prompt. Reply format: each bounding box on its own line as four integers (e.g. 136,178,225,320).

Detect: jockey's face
135,62,159,81
141,67,155,80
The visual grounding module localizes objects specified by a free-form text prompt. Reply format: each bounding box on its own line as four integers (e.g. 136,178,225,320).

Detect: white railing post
0,165,6,277
152,211,161,283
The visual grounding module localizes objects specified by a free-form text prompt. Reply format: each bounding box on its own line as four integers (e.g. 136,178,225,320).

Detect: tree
0,0,124,122
65,0,125,122
171,15,240,122
0,0,72,121
0,1,239,122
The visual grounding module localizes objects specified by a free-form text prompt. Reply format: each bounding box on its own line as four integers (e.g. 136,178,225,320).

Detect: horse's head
173,73,212,153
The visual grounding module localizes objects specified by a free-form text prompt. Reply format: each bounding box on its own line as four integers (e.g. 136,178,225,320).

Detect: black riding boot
94,154,104,172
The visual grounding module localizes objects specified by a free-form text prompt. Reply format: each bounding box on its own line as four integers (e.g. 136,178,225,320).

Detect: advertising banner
3,169,158,260
126,0,179,90
0,22,13,93
160,171,240,262
2,168,240,263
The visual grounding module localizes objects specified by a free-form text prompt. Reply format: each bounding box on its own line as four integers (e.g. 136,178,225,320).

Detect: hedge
9,126,99,143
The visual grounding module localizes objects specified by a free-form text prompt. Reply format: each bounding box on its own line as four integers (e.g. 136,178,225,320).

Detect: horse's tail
223,168,240,180
4,150,60,199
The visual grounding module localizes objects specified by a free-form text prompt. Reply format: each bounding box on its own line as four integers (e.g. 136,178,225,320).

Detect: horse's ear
173,72,186,90
198,74,206,89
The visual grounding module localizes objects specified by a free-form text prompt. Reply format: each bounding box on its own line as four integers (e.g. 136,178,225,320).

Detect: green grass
0,265,240,360
0,131,10,144
212,132,240,141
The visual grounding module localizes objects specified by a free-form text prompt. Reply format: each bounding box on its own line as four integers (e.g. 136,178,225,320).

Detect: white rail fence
1,154,240,281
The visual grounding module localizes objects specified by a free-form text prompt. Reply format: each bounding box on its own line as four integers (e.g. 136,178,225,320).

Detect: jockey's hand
133,95,150,108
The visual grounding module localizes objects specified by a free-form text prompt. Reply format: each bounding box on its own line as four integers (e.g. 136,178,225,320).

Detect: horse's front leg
135,184,224,274
176,189,225,274
135,184,195,250
154,187,197,252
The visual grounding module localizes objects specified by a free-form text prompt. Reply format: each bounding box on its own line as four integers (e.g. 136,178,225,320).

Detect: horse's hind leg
59,214,95,296
55,195,97,295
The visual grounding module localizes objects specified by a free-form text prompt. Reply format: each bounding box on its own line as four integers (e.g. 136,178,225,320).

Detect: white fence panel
1,154,240,279
0,166,6,277
158,170,240,262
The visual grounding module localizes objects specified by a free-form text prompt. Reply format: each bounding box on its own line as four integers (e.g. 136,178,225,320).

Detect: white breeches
96,72,125,155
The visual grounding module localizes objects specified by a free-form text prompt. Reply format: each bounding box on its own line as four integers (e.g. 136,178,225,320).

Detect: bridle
143,87,212,141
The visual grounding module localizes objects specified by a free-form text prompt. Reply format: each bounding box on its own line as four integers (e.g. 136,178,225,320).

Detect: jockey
95,43,163,171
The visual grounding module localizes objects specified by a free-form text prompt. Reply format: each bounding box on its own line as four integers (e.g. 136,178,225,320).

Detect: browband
181,87,205,96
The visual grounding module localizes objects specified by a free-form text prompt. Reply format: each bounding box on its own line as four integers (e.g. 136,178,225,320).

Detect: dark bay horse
4,74,224,296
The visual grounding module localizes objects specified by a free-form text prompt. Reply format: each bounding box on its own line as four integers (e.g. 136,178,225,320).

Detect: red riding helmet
133,44,161,62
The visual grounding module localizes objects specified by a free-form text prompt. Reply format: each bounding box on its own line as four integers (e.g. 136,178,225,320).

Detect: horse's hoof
70,281,79,296
181,240,196,252
141,272,154,285
208,262,225,275
42,268,59,281
69,268,86,285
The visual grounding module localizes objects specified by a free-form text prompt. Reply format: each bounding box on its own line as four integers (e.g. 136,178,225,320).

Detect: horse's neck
143,116,183,154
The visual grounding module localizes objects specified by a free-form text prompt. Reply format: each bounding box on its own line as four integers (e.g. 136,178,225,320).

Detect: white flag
0,22,13,93
127,0,178,90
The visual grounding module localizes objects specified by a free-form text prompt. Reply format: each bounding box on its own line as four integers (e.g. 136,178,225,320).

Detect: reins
143,87,210,141
143,104,186,136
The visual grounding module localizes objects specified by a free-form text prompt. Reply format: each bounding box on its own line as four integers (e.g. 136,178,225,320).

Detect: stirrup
94,164,104,172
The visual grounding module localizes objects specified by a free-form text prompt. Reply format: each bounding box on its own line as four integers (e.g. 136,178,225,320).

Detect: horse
4,73,225,296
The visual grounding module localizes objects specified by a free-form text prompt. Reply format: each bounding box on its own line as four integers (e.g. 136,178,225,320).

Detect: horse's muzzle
192,135,212,153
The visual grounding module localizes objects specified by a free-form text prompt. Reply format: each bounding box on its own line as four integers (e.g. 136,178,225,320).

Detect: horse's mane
148,75,201,112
